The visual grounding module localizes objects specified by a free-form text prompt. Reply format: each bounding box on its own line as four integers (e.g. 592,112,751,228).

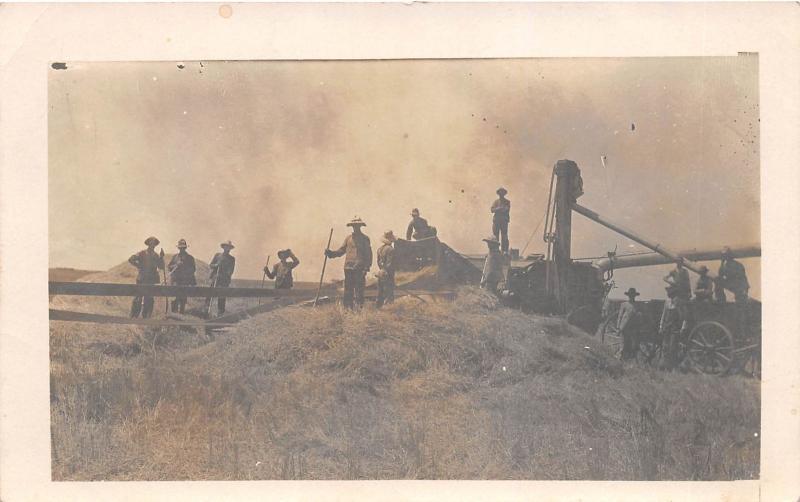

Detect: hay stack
51,286,760,480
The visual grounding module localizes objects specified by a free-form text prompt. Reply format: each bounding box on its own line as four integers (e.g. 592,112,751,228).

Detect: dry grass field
49,265,759,481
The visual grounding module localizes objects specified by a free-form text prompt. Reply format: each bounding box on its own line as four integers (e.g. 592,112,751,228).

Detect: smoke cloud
49,57,760,299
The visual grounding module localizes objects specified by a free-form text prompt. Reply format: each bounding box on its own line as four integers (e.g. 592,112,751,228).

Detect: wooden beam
49,309,235,327
49,281,332,298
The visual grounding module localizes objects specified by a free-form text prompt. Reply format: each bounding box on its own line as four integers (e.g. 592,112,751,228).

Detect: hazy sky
49,57,760,298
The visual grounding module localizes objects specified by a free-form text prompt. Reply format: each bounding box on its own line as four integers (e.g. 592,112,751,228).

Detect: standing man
659,284,683,370
128,236,165,318
325,217,373,310
206,240,236,316
664,259,691,302
480,236,504,294
375,230,397,308
167,238,196,314
663,259,691,346
490,187,511,254
265,249,300,290
617,287,641,360
715,246,750,335
406,208,437,241
693,265,714,302
715,247,750,303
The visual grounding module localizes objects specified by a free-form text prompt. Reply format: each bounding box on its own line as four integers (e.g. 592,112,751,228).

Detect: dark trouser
621,327,639,360
130,279,157,318
376,272,395,308
492,220,509,253
343,269,366,309
170,281,195,314
204,296,227,316
204,278,230,316
171,297,187,314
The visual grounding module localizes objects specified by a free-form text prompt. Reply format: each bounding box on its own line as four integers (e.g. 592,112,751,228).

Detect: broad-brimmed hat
347,217,367,227
496,187,508,196
220,240,235,249
144,236,160,246
382,230,396,243
277,249,290,259
410,208,420,216
483,235,500,245
624,287,640,298
176,238,188,249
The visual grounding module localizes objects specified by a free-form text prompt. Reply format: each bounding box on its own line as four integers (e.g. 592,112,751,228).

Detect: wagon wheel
566,304,600,335
686,321,734,375
600,318,622,357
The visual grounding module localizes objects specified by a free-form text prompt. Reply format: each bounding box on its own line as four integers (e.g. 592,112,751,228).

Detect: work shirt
694,275,713,301
329,233,373,271
616,301,638,333
209,252,235,286
406,217,434,240
377,243,395,275
128,249,165,284
666,267,691,300
718,259,749,295
266,256,299,289
491,197,511,223
168,252,197,285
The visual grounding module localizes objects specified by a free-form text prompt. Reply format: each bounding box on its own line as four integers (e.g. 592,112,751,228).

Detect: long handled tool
206,267,220,319
259,255,271,305
160,248,169,313
314,228,334,306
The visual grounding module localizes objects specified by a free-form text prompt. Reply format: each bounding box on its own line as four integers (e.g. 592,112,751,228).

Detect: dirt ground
49,267,759,480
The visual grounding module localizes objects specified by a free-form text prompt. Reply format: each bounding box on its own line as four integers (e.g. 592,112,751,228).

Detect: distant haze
49,57,760,299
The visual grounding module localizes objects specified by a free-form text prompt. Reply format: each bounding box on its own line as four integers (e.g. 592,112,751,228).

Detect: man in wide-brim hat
168,238,196,314
715,246,749,304
490,187,511,254
205,240,236,316
616,287,641,360
265,248,300,290
480,235,504,294
716,246,750,336
375,230,397,308
128,236,165,318
326,217,373,309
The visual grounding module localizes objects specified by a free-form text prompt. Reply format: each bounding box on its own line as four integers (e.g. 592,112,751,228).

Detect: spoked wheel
600,318,622,357
686,321,734,375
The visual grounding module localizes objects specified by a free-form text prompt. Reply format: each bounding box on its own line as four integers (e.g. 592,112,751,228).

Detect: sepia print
48,56,760,481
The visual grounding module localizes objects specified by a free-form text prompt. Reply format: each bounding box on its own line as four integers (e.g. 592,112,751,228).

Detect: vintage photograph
48,56,760,480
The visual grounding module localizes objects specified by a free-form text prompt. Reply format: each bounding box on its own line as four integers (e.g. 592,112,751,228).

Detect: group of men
323,187,513,309
614,247,751,364
127,237,300,318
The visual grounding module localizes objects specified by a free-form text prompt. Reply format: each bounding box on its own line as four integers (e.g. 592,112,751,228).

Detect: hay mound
50,286,759,480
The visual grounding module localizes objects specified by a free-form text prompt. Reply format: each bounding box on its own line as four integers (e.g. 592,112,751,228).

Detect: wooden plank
49,281,331,298
49,309,235,327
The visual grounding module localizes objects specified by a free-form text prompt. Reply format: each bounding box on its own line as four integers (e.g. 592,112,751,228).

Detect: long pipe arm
593,245,761,271
572,203,715,278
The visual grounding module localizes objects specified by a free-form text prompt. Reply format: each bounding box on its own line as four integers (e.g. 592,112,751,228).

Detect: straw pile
50,285,759,480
